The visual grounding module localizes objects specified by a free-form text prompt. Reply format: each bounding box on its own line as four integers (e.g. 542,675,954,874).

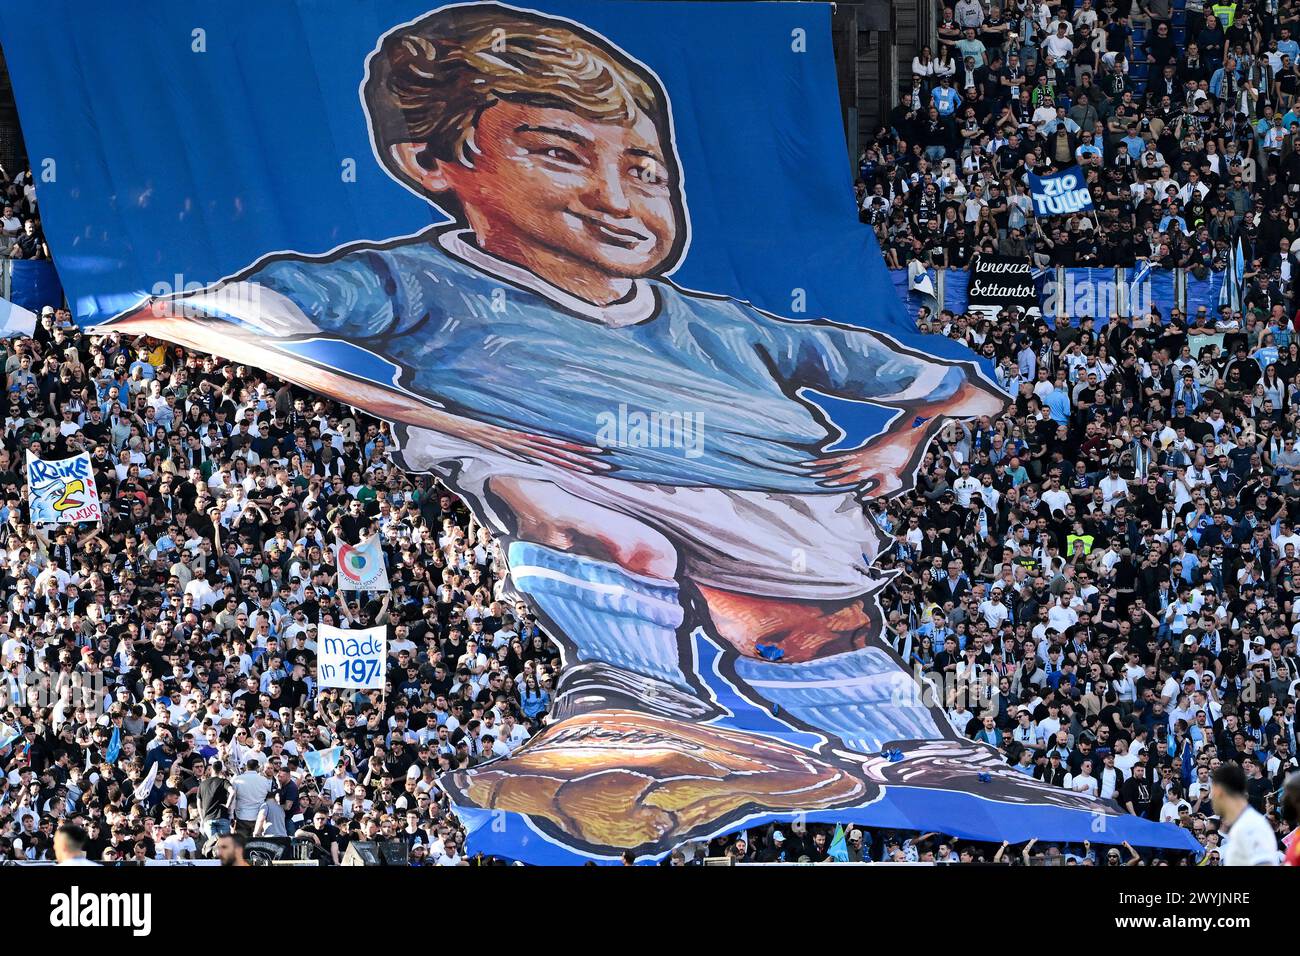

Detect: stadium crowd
1,1,1299,868
0,283,1295,866
864,0,1300,284
721,0,1300,866
0,308,563,865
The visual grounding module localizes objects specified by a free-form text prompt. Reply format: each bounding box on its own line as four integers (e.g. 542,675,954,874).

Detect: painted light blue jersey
195,229,965,492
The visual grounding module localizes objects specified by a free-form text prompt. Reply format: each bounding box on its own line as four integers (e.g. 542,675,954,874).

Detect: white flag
0,298,36,338
134,766,158,803
907,259,935,298
335,535,389,591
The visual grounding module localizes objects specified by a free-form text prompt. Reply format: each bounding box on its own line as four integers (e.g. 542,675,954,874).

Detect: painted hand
800,428,918,497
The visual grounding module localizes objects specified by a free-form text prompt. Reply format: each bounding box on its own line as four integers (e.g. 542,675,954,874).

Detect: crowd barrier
891,265,1226,328
0,257,1228,336
2,859,220,866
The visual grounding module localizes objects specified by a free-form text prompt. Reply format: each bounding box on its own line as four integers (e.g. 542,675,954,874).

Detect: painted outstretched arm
98,290,610,475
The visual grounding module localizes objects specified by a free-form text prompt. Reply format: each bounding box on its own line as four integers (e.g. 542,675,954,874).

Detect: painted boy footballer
103,2,1105,857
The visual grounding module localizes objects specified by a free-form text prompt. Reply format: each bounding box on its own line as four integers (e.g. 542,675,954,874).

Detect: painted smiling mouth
574,215,650,246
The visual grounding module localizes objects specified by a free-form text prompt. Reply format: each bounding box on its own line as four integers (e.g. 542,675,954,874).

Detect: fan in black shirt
1120,763,1159,819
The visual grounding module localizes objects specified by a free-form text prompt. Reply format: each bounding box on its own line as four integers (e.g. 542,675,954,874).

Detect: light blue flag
0,722,19,751
105,725,121,763
1233,237,1246,309
827,824,850,863
304,746,344,777
1218,237,1244,313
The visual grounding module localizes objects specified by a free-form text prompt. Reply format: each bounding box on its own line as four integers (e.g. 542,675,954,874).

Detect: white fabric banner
335,535,389,591
317,623,386,690
26,451,102,523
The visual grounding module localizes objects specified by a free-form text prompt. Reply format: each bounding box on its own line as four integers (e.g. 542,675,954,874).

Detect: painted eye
632,161,667,185
537,146,579,164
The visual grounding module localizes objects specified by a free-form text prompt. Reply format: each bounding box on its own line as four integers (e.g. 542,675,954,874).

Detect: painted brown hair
364,3,674,195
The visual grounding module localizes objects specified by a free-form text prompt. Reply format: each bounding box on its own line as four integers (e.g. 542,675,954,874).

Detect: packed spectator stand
0,306,561,865
0,1,1298,866
828,0,1300,866
865,0,1300,278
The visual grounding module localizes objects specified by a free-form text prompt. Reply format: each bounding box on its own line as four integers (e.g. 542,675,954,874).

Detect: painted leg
489,476,714,721
699,585,954,753
454,478,872,855
699,586,1120,812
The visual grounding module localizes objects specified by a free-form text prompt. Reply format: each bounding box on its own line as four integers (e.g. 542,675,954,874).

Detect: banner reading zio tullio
26,451,102,524
1028,165,1095,217
0,0,1199,864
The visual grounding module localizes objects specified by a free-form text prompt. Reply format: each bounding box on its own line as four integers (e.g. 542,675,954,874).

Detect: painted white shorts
398,426,882,601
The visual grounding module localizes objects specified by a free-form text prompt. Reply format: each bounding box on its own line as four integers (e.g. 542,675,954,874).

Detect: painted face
420,101,680,298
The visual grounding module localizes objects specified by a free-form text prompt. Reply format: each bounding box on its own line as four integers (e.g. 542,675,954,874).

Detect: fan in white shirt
1212,763,1280,866
160,828,198,859
979,593,1010,628
1159,795,1191,823
1065,762,1100,798
1246,639,1273,666
1114,740,1142,776
1159,674,1181,704
1274,530,1300,553
1041,486,1071,513
953,473,981,507
1097,473,1128,509
1046,599,1079,633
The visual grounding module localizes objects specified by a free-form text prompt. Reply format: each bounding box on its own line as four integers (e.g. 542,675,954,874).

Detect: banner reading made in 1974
316,623,387,691
26,451,102,524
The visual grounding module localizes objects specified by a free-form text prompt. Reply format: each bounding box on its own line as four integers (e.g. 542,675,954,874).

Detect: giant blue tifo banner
1028,165,1095,217
0,0,1198,863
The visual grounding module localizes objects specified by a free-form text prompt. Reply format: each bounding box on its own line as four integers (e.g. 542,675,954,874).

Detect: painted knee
490,476,677,578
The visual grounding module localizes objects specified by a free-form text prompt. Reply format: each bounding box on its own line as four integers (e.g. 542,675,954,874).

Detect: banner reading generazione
0,0,1198,864
965,255,1040,319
